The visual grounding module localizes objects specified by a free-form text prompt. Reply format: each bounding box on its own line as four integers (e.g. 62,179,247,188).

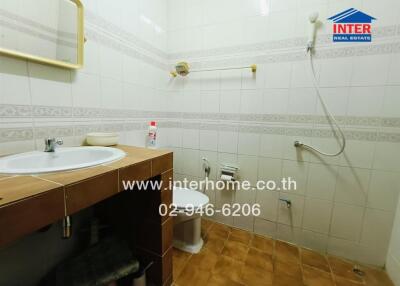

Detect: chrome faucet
44,138,63,152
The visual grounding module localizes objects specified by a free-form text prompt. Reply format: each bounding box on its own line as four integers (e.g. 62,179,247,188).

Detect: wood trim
65,170,119,215
136,246,173,286
0,187,64,247
152,153,173,176
0,145,174,284
137,217,173,255
119,161,152,192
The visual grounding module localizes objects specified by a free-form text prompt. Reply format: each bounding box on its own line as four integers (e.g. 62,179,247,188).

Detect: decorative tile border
4,0,387,74
0,8,167,71
0,128,34,143
185,41,398,71
0,121,147,143
86,27,168,70
74,124,102,136
2,104,400,129
168,25,400,60
0,9,76,39
34,126,74,139
73,107,103,118
2,120,399,144
0,16,76,49
1,10,400,147
166,121,397,142
33,106,73,118
0,105,32,118
85,10,167,60
377,132,400,143
84,9,400,71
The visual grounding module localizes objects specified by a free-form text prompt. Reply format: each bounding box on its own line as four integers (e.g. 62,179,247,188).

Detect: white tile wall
330,203,364,241
199,130,218,151
278,193,305,227
0,57,31,105
367,171,400,211
382,86,400,117
220,90,240,113
347,86,384,117
259,134,285,158
319,58,353,88
256,190,279,221
303,198,333,234
165,0,400,268
262,89,289,114
334,167,370,206
72,73,101,108
265,63,292,88
306,163,338,200
29,63,72,107
238,133,260,156
217,131,238,153
387,196,400,285
257,157,282,182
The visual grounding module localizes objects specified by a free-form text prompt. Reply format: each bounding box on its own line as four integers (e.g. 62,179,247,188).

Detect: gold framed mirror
0,0,84,69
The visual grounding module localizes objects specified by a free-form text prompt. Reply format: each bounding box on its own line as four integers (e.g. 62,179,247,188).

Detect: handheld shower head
307,12,319,52
309,12,319,23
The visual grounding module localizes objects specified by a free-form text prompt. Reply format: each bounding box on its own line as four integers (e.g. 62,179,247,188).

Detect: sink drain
353,265,365,277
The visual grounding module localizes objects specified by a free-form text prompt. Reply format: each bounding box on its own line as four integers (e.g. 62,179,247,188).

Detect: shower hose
294,51,346,157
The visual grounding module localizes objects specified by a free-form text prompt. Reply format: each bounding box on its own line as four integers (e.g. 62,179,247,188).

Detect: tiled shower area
165,0,400,278
173,219,395,285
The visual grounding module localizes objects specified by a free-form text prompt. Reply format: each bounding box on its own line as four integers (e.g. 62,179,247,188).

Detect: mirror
0,0,84,69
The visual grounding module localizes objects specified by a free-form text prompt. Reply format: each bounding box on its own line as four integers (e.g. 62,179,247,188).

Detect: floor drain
353,265,365,277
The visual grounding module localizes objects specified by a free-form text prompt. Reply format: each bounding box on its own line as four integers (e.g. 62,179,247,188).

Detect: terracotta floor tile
364,267,394,286
201,218,213,235
241,265,274,285
172,248,192,279
221,240,249,262
250,235,274,255
207,274,245,286
204,234,226,253
335,276,365,286
245,248,274,272
173,226,392,286
229,228,253,245
273,274,304,286
175,263,211,286
328,256,364,283
208,223,231,240
275,240,300,264
301,248,330,273
187,248,219,271
274,260,302,279
213,255,244,283
303,265,334,286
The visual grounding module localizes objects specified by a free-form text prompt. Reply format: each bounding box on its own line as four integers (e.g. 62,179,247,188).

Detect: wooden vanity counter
0,145,173,286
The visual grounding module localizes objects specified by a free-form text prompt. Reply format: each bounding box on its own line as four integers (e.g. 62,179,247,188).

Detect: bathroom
0,0,400,285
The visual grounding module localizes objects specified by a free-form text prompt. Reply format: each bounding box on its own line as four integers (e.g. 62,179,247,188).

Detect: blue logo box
333,34,372,42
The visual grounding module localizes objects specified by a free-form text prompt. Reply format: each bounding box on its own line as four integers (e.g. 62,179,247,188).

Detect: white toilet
172,187,209,254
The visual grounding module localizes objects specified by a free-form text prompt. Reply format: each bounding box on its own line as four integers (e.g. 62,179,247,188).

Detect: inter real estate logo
328,8,376,42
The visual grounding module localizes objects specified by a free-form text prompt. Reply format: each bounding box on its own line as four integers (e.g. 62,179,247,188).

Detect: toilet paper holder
220,164,239,181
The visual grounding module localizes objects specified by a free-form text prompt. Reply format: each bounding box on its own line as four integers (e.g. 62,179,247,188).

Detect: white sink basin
0,147,126,175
